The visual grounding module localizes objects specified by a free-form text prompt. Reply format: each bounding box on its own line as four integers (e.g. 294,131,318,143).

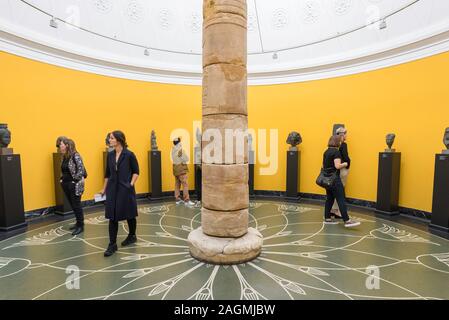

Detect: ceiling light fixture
379,19,387,30
144,48,150,56
272,52,279,60
49,17,58,28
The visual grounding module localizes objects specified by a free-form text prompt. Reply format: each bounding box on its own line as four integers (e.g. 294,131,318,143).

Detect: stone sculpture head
151,130,158,151
0,124,11,148
333,124,345,136
286,132,302,151
56,135,68,151
386,133,396,150
105,132,114,152
443,127,449,150
105,133,110,147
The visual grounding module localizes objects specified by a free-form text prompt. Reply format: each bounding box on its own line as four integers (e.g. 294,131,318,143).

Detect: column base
188,227,263,265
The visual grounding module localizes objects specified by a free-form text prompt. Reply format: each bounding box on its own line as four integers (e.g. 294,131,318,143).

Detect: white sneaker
185,200,196,206
324,219,339,225
176,199,184,205
344,220,361,228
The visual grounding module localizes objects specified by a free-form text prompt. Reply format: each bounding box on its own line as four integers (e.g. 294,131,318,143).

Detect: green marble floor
0,200,448,300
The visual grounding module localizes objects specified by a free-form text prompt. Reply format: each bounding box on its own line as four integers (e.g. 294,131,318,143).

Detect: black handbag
316,167,337,189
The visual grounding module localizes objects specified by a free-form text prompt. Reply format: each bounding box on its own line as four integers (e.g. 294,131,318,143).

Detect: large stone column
188,0,262,265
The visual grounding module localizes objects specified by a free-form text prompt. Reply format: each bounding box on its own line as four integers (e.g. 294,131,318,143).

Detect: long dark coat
105,148,140,221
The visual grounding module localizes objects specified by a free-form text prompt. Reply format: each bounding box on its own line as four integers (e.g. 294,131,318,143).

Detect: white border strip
1,27,449,86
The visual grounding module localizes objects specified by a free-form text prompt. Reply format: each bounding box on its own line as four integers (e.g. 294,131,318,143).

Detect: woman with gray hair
322,135,360,227
331,127,351,218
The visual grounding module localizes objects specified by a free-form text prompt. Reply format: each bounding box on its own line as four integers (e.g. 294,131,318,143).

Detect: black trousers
108,219,136,245
324,177,350,222
61,181,84,226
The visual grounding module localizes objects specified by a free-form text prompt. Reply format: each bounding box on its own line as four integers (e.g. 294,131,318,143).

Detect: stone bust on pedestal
286,131,302,151
385,133,396,152
105,133,114,152
0,124,13,155
443,127,449,154
151,130,158,151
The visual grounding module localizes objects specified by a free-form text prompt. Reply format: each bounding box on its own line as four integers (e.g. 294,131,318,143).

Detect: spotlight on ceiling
49,17,58,28
144,48,150,56
379,19,387,30
272,52,279,60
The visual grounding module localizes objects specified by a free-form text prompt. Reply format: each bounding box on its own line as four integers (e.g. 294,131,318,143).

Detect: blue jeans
324,177,349,222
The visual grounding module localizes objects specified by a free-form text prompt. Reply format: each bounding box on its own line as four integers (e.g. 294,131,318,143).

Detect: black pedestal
148,150,162,200
375,152,401,216
286,150,301,201
0,155,27,231
249,150,255,198
103,151,110,177
195,164,202,201
429,154,449,238
53,153,73,216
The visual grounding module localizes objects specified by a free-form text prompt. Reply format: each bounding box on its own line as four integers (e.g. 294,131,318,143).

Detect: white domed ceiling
0,0,449,84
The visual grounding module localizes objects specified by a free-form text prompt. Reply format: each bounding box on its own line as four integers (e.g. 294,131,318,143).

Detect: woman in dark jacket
58,137,87,236
101,131,140,257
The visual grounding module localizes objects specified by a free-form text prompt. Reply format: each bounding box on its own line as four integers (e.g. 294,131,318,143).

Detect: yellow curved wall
1,50,449,213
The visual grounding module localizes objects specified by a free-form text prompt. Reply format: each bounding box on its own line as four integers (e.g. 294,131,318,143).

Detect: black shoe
121,235,137,247
104,243,118,257
69,224,77,230
71,226,84,236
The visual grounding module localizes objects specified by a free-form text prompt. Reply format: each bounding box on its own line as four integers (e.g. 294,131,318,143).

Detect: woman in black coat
101,131,140,257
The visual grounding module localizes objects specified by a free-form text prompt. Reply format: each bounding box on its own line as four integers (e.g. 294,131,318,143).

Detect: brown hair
111,130,128,149
61,138,78,159
328,135,342,148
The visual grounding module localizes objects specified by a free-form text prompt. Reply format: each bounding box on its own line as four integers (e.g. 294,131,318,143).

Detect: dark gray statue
56,136,68,150
443,127,449,154
0,124,11,148
286,131,302,151
105,132,113,152
385,133,396,152
333,124,345,136
151,130,158,151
